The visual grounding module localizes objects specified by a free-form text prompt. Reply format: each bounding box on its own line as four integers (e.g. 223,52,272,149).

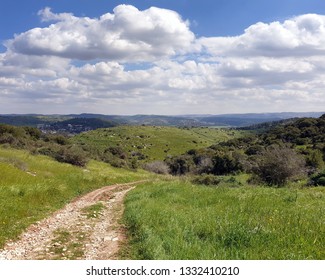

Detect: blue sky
2,0,325,40
1,0,325,114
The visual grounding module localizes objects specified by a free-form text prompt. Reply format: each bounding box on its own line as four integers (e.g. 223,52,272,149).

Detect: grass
72,126,243,161
0,146,151,248
81,203,106,219
48,229,86,260
123,179,325,260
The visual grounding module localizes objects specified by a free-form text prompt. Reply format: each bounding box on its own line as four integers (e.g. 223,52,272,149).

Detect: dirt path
0,181,146,260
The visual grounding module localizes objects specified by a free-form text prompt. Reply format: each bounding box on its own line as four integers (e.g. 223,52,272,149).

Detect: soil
0,181,145,260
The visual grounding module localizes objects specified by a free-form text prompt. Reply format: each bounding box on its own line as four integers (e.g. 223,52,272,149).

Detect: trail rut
0,180,146,260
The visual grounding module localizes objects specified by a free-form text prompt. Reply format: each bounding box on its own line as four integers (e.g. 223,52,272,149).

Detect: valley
0,113,324,260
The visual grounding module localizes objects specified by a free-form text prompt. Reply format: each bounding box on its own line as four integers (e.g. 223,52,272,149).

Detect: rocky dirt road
0,181,145,260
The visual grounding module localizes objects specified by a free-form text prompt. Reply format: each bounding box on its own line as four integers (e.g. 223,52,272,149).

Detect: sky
1,0,325,115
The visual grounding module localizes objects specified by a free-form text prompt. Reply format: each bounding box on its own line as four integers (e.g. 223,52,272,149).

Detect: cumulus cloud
7,5,195,61
200,14,325,57
1,6,325,114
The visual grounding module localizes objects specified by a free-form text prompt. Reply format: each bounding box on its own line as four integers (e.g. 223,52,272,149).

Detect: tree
252,146,306,186
166,155,194,175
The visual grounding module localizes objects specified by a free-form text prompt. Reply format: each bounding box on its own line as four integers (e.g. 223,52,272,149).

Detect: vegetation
251,146,306,186
72,126,241,166
123,180,325,259
0,146,151,248
163,115,325,186
1,113,325,259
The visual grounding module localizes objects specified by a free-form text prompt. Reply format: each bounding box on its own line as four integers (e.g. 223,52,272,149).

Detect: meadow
0,147,151,248
123,179,325,260
72,126,242,161
1,122,324,260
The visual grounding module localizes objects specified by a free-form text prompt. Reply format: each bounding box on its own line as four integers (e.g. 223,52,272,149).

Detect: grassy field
123,179,325,260
72,126,242,161
0,146,151,248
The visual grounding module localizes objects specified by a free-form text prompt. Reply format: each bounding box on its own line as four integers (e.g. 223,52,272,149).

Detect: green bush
54,146,89,167
252,146,306,186
191,174,221,186
310,171,325,186
166,155,195,175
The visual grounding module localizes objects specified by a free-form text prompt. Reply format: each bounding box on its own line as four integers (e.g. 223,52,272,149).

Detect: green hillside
124,179,325,259
72,126,242,162
0,147,151,247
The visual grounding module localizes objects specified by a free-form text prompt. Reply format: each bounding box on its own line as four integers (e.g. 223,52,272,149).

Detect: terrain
0,181,146,260
72,126,241,162
0,112,323,133
0,113,324,259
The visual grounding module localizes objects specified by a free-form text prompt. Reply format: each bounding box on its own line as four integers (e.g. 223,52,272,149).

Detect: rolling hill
1,112,324,130
72,126,242,162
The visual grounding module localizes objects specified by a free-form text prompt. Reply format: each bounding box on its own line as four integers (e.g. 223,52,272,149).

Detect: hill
196,112,324,127
1,112,324,130
0,146,151,248
72,126,243,164
39,118,116,134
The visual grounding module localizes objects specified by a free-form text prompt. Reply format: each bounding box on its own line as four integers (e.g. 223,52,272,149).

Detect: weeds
81,203,106,219
124,180,325,259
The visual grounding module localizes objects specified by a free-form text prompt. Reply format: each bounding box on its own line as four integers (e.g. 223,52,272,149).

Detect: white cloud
1,7,325,114
7,5,195,62
200,14,325,57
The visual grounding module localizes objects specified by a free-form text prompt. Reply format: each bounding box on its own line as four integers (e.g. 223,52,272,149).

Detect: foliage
165,155,195,175
0,147,151,248
123,180,325,259
310,171,325,186
143,161,170,174
72,126,242,163
191,174,221,186
252,146,306,186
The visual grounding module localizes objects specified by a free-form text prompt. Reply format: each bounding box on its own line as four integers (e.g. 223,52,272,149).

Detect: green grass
0,146,151,248
72,126,242,161
48,228,86,260
81,203,106,219
123,179,325,260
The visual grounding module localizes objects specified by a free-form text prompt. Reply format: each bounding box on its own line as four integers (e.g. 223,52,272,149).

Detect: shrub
252,146,306,186
166,155,195,175
55,146,89,167
105,146,127,159
310,171,325,186
191,174,221,186
195,157,213,174
144,161,170,175
305,149,324,171
211,152,243,175
109,158,127,168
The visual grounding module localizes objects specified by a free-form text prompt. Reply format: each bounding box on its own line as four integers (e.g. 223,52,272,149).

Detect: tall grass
123,180,325,259
0,147,150,248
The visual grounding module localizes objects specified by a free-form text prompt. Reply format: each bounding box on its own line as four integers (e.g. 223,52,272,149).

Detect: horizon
1,1,325,114
1,111,324,117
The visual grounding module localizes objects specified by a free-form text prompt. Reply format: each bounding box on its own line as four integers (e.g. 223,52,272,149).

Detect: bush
166,155,195,175
305,149,324,171
144,161,170,175
310,171,325,186
55,146,89,167
191,174,221,186
252,146,306,186
211,152,243,175
195,157,213,174
105,146,127,159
